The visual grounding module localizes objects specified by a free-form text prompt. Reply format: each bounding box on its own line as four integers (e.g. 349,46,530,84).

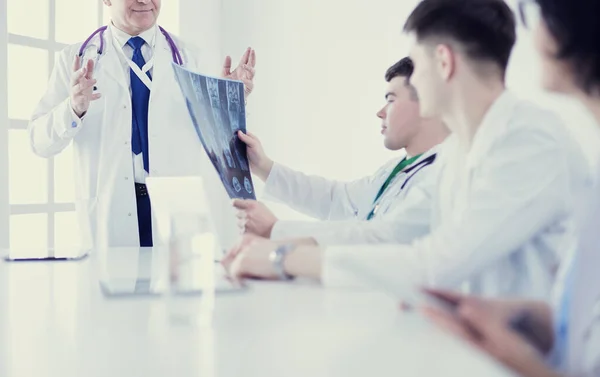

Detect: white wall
221,0,421,220
179,0,222,77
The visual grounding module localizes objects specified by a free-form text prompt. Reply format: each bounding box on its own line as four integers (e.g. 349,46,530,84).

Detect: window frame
2,0,181,250
1,0,9,249
2,0,104,250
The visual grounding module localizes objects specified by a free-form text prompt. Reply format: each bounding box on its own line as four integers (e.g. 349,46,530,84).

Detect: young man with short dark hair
232,57,448,247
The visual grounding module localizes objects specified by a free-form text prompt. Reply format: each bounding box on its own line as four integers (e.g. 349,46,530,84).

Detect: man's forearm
254,159,274,182
283,246,323,280
280,237,318,247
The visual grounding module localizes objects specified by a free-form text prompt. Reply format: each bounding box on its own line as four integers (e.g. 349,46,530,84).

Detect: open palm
222,47,257,100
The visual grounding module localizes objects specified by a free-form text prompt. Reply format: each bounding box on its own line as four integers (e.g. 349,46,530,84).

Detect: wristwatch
269,244,296,280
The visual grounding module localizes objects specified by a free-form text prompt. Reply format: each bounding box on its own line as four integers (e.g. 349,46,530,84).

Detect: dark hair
533,0,600,95
403,0,516,76
385,57,414,82
385,57,419,100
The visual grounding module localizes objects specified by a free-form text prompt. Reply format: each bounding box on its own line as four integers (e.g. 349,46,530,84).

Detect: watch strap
269,244,296,280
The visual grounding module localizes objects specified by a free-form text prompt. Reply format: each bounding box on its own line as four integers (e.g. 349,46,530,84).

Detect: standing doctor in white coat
28,0,256,249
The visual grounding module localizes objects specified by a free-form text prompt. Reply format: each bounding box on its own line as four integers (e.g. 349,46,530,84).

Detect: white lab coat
552,162,600,377
28,26,212,250
263,146,441,246
322,91,590,299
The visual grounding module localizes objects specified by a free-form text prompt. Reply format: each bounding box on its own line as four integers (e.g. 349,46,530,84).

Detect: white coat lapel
97,27,129,93
147,29,179,138
150,31,176,100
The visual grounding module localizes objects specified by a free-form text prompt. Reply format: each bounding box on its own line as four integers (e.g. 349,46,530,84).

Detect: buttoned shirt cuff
54,98,84,139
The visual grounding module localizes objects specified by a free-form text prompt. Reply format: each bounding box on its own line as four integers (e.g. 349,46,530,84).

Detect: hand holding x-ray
237,131,273,181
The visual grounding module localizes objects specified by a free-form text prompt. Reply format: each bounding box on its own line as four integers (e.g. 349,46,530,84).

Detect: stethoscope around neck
78,25,184,66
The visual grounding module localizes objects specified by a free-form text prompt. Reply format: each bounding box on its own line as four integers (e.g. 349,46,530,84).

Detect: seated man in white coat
223,0,589,300
233,57,449,247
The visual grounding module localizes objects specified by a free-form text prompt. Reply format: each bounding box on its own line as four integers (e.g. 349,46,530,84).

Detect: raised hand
222,47,257,100
70,55,101,118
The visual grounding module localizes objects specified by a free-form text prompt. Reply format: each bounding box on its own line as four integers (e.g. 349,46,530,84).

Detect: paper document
172,63,256,200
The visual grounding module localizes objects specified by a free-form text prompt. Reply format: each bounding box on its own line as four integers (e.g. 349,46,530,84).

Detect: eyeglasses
518,0,541,30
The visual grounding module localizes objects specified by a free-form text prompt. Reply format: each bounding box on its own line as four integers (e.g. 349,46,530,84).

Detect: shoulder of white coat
496,98,571,160
511,99,585,158
165,32,202,68
507,98,570,142
508,98,592,187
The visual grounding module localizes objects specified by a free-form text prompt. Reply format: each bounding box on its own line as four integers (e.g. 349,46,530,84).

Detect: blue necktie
127,36,151,173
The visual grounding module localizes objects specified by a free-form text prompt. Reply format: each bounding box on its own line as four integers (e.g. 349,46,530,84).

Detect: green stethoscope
366,154,437,220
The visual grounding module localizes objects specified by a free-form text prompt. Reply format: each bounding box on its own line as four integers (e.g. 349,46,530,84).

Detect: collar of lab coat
98,24,176,94
408,142,442,165
148,27,178,92
465,90,518,170
109,22,157,50
384,144,440,177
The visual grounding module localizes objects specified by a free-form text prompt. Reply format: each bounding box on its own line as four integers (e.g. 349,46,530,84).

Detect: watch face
268,248,278,263
270,244,295,280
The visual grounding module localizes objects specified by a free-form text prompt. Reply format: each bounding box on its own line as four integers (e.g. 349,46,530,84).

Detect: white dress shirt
321,91,590,300
109,23,157,184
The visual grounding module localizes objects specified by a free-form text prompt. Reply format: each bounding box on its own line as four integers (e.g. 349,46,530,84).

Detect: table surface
0,247,516,377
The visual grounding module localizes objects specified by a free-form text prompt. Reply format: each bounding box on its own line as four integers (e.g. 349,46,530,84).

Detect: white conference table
0,247,516,377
